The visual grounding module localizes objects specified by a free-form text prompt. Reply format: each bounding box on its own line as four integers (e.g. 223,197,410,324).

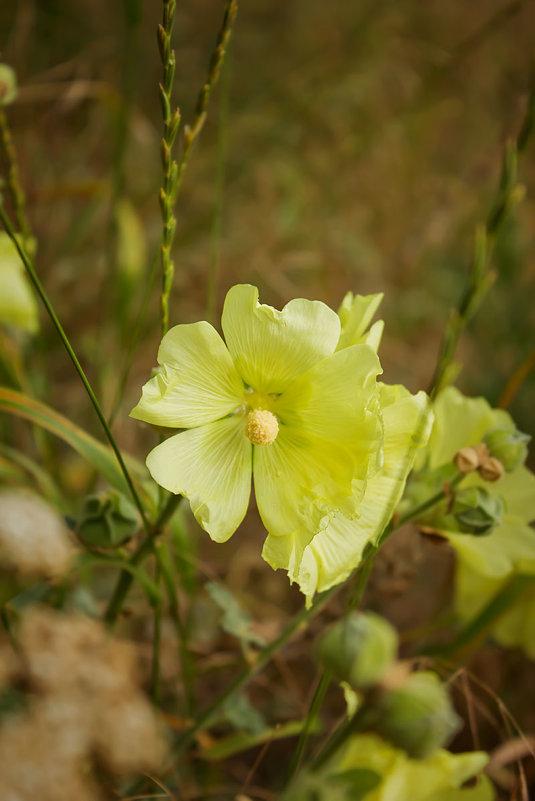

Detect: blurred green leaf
223,691,266,735
202,719,319,760
0,388,154,509
206,581,266,647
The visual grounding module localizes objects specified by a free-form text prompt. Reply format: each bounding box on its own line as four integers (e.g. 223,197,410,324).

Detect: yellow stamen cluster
246,409,279,446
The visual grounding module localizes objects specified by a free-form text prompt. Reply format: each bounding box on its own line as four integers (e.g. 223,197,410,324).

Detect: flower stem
0,109,31,240
284,670,332,787
104,492,182,625
0,204,151,536
423,574,535,661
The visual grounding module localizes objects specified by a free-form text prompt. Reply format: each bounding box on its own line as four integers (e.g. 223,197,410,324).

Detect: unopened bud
453,447,480,474
0,64,17,106
375,671,461,758
76,491,139,548
318,612,398,690
478,455,505,483
452,486,503,536
483,426,530,472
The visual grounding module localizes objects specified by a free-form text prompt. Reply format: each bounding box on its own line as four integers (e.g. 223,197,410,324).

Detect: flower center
245,409,279,446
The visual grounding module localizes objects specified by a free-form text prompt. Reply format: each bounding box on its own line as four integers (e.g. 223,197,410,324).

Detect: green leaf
223,691,266,735
0,444,64,507
202,719,319,761
0,387,154,510
206,581,266,647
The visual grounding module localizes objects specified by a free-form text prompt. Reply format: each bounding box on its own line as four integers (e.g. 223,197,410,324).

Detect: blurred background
1,0,535,793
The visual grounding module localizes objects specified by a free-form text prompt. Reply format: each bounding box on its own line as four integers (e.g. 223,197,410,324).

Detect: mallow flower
131,285,431,596
410,387,535,656
132,284,384,573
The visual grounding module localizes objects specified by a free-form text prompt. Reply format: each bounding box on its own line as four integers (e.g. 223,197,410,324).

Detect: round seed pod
375,670,461,758
317,612,398,690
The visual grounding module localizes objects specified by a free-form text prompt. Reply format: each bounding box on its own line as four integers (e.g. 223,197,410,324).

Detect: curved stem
0,205,151,535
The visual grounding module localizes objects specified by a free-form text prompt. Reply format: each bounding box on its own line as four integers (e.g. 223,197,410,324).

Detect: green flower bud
376,671,461,758
452,486,504,536
318,612,398,690
483,426,530,472
0,65,17,106
76,491,139,548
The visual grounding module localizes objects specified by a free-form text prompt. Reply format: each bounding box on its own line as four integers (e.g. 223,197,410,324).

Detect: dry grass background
1,1,535,797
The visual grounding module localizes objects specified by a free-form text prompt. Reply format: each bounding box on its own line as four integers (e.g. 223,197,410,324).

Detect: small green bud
0,65,17,106
376,671,461,758
318,612,398,689
483,427,530,472
452,486,504,536
76,491,138,548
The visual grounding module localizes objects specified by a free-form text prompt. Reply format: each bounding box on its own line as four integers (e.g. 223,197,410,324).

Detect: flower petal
495,466,535,522
336,291,383,351
446,522,535,579
130,321,245,428
0,232,39,334
146,416,252,542
221,284,341,393
298,385,432,602
426,387,512,469
259,346,385,580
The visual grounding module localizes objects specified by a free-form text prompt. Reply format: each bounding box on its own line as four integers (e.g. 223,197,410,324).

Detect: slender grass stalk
284,670,332,787
0,109,30,240
206,44,232,323
156,540,196,717
158,0,181,336
0,204,151,536
151,561,163,706
158,0,238,335
429,76,535,398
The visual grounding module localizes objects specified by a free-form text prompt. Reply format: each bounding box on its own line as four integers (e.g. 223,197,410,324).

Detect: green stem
104,492,182,625
423,574,535,661
156,540,196,718
284,670,332,787
151,561,163,706
0,205,151,535
0,109,30,240
311,704,372,771
429,76,535,398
